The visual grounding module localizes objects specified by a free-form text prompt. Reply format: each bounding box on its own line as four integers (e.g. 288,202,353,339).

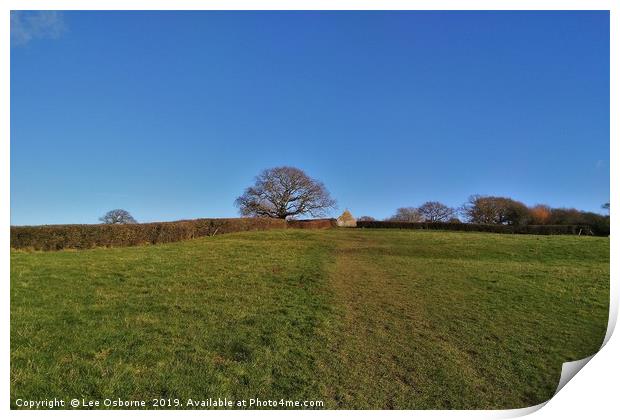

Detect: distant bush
356,221,594,235
11,218,288,251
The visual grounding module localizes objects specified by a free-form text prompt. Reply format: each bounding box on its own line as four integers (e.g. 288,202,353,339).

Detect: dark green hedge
286,219,337,229
11,218,287,251
356,221,595,235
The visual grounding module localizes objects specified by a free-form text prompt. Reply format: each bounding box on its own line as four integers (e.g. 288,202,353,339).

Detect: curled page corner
550,273,618,393
548,292,617,399
493,401,548,418
554,355,595,395
602,297,618,348
503,294,617,418
496,355,598,418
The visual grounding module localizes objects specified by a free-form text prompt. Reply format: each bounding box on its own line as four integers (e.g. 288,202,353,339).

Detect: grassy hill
10,229,609,409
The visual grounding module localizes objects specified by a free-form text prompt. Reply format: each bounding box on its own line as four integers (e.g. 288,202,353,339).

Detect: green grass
11,229,609,409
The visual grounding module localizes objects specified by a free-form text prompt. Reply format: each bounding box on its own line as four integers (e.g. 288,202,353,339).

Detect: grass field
10,229,609,409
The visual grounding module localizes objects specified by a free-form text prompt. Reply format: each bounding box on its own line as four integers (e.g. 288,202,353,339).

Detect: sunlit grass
11,229,609,409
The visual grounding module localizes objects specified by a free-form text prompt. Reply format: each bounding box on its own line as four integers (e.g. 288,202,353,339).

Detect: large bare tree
99,209,137,224
235,166,336,219
417,201,456,222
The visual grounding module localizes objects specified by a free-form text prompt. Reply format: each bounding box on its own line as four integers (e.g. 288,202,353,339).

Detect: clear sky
11,11,609,225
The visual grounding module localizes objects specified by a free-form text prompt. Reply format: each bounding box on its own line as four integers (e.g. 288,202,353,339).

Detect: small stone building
337,210,357,227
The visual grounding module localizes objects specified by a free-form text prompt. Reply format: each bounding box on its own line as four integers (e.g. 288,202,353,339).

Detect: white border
2,1,616,419
0,0,617,11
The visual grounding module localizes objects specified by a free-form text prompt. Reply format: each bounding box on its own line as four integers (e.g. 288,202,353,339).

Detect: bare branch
234,167,337,219
99,209,137,224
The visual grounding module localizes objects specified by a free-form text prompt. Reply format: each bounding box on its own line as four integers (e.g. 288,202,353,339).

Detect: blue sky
11,11,609,225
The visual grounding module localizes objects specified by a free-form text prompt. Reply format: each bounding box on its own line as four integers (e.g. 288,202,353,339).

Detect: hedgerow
11,218,287,251
356,221,594,235
11,216,603,251
286,219,337,229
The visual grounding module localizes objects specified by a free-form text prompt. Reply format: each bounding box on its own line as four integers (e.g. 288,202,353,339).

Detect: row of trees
378,201,459,223
357,196,610,234
98,167,609,236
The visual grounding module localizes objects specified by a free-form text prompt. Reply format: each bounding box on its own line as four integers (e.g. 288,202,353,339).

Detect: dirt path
318,230,498,409
318,231,428,408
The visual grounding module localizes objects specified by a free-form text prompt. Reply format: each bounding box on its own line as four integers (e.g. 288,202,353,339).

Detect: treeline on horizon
358,195,610,236
11,164,610,249
10,195,610,250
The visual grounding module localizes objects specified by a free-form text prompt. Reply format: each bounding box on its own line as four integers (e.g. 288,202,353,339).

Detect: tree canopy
461,195,529,226
417,201,456,222
387,207,423,223
99,209,137,224
235,166,336,219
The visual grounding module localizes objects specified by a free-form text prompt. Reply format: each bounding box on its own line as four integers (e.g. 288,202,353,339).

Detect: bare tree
99,209,137,224
235,166,336,219
417,201,455,222
387,207,423,222
357,216,376,221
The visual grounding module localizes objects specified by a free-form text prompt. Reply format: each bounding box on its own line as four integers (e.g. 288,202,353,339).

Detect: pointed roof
337,209,355,222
